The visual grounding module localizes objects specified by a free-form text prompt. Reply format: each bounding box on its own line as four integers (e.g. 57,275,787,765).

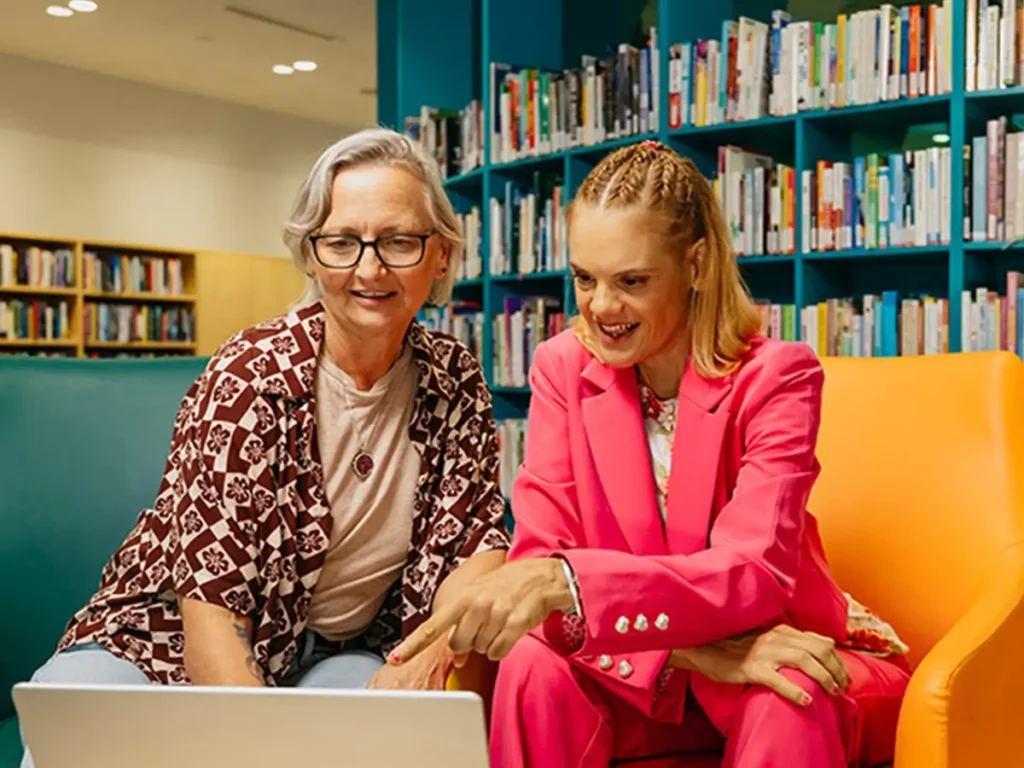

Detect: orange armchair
812,351,1024,768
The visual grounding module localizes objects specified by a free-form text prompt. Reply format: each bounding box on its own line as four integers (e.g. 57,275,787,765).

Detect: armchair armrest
895,541,1024,768
446,653,498,724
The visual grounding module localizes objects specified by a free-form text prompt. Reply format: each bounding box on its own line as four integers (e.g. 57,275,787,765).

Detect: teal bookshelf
379,0,1024,417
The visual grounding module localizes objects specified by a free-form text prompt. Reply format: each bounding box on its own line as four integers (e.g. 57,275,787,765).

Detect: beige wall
0,52,350,258
194,249,306,355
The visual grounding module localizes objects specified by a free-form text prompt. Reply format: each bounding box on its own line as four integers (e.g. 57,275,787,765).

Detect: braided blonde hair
566,140,761,378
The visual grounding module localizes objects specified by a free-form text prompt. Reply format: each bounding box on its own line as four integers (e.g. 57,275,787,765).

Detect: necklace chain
331,362,390,481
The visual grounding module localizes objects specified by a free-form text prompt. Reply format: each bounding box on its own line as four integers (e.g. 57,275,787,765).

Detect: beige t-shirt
306,344,420,642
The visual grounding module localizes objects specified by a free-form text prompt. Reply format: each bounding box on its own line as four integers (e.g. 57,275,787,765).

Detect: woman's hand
366,636,467,691
388,558,572,666
670,624,850,706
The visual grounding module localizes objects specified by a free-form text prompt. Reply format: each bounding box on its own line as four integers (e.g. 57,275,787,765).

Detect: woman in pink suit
390,140,909,767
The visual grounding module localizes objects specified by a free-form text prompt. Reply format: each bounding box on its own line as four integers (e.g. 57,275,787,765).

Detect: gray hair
283,127,463,308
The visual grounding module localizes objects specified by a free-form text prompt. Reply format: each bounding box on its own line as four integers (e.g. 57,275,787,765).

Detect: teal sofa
0,356,208,767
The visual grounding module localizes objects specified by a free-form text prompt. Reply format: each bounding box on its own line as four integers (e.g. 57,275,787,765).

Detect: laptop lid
14,682,490,767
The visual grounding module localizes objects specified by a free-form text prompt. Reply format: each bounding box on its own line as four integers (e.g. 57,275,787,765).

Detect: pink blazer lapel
580,358,666,556
664,362,733,554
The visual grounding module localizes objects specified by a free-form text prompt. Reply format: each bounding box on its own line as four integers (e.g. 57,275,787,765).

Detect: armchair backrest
810,352,1024,667
0,356,208,720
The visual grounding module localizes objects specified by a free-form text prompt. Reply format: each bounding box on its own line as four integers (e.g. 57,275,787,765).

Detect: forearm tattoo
232,620,264,682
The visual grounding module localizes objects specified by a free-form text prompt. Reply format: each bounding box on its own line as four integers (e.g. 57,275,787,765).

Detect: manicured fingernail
389,652,401,664
801,693,813,706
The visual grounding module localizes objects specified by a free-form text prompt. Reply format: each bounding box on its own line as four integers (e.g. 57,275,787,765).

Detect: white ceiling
0,0,377,129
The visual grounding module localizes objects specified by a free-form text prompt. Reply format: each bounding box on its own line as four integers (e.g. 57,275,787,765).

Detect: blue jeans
19,634,384,768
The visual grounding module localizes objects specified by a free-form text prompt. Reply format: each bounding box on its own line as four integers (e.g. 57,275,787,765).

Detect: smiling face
308,164,448,338
569,203,697,371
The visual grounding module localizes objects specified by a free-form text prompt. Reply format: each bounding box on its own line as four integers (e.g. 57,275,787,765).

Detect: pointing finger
389,597,467,665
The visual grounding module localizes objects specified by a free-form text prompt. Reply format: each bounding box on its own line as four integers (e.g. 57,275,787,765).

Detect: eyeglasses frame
307,229,438,269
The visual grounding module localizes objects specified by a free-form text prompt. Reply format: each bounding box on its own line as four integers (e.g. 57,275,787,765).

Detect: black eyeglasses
308,230,437,269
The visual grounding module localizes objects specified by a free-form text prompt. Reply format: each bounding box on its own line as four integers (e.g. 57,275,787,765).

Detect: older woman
392,140,910,768
18,128,509,766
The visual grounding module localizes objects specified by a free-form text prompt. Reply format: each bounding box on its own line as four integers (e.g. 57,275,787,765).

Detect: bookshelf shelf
490,154,567,173
801,93,951,125
964,242,1024,252
0,285,78,297
491,271,566,284
387,0,1024,414
444,168,486,188
567,133,659,158
453,277,485,289
85,341,197,351
737,255,797,266
964,86,1024,102
671,114,797,138
0,338,76,348
83,291,196,304
802,247,950,262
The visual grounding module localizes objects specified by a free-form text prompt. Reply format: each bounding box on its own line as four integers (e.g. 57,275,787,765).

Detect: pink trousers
489,635,903,768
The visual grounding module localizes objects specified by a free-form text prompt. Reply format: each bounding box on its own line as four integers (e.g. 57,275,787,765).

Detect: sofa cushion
0,356,208,721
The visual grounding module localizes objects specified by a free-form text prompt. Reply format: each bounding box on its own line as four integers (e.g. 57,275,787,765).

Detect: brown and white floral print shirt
57,302,511,684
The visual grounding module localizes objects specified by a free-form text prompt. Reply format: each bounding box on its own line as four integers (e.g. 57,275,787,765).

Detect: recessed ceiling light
272,64,295,75
68,0,98,11
46,5,74,17
932,132,951,144
293,60,317,72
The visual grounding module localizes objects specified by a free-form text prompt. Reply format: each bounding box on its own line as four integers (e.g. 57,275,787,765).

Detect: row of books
715,146,797,256
0,244,75,289
82,252,187,296
419,301,484,361
963,272,1024,353
0,299,72,341
489,176,568,276
750,281,1024,357
84,302,195,344
756,301,798,341
493,297,564,388
489,26,660,164
410,101,484,180
497,418,527,499
472,145,950,261
966,116,1024,242
668,3,953,129
457,207,483,281
802,294,950,357
82,256,188,296
966,0,1024,92
802,147,953,252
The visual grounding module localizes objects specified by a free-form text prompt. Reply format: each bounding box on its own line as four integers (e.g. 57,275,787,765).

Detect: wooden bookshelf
0,232,199,358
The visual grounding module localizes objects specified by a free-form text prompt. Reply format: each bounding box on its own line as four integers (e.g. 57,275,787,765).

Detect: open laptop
13,682,490,767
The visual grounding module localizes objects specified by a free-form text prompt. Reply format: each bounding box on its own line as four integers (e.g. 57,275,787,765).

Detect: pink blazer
507,329,849,721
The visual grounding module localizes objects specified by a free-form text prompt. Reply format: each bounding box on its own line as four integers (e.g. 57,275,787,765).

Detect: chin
594,343,645,368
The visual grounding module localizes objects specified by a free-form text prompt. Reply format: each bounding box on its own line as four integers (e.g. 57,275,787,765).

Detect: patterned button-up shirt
57,302,511,684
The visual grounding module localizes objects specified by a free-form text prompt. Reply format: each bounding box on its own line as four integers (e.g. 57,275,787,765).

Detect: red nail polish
802,693,812,706
389,652,401,664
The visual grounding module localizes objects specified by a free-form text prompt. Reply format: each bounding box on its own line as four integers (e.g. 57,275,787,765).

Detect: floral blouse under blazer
58,302,511,684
